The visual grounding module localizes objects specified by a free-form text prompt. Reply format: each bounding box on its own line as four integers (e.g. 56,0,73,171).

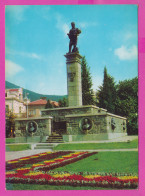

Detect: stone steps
46,135,64,143
34,143,55,150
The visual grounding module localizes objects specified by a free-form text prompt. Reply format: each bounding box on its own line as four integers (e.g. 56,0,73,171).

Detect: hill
5,81,67,102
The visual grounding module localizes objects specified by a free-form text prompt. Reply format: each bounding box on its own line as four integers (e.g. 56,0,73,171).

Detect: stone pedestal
65,52,82,107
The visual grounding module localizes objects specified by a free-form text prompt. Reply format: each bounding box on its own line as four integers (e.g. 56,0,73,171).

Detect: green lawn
54,139,138,150
6,183,116,190
54,151,138,174
6,138,15,144
6,144,31,151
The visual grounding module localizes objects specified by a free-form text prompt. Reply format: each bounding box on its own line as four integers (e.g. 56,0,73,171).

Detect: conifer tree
45,99,53,108
81,56,94,105
58,97,68,107
97,67,116,113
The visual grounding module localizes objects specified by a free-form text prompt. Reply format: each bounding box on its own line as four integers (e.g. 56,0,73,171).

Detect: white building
5,88,29,118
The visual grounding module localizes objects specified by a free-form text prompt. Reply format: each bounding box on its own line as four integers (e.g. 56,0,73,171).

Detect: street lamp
25,93,29,118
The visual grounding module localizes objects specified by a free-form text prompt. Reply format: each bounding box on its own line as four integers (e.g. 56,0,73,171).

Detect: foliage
96,67,138,135
115,77,138,135
6,111,16,138
81,56,94,105
58,97,68,107
45,99,54,109
97,67,116,113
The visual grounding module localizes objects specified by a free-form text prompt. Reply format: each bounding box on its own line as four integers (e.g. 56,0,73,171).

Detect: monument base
14,116,52,143
14,105,127,143
63,133,127,142
41,105,127,142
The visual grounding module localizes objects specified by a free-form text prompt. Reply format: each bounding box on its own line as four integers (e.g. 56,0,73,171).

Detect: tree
45,99,53,109
81,56,94,105
6,111,15,138
115,77,138,135
58,97,68,107
97,67,116,113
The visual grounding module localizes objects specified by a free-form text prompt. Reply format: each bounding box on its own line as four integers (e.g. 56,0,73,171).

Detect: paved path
5,148,138,161
5,149,52,161
6,136,138,161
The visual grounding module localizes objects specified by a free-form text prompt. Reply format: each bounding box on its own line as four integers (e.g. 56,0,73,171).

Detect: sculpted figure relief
67,22,81,53
27,121,37,133
83,119,91,131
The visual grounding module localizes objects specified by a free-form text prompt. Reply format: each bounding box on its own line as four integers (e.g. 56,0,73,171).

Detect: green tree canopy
81,56,94,105
6,111,15,138
97,67,116,113
115,77,138,135
58,97,68,107
45,99,53,109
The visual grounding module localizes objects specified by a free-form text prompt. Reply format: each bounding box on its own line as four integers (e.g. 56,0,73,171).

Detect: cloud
5,5,29,23
6,48,42,60
62,23,69,36
55,13,69,36
23,52,42,60
5,60,24,78
78,22,97,29
114,45,138,60
124,32,135,41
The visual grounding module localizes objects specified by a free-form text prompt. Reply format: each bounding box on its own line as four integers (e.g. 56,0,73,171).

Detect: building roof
9,89,19,92
29,99,47,105
50,100,59,107
29,99,59,107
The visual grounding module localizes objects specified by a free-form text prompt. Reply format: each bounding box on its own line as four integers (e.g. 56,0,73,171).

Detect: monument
14,22,127,143
65,22,82,106
40,22,127,142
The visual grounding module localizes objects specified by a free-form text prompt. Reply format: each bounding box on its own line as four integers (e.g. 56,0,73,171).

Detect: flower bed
6,171,138,189
37,152,97,172
6,151,138,189
6,151,73,170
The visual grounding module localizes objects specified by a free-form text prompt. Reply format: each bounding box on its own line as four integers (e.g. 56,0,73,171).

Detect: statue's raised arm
67,22,81,53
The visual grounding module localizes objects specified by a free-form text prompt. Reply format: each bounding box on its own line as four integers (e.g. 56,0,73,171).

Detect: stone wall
66,115,107,135
106,114,127,133
41,105,106,120
15,117,52,138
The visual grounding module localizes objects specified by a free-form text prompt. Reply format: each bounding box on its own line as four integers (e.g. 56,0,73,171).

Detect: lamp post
27,100,28,118
25,93,29,118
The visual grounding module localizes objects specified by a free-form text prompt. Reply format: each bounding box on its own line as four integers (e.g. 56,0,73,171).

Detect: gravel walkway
5,148,138,161
5,149,52,161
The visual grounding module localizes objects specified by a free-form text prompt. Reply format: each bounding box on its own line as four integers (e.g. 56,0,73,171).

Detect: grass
6,151,138,190
6,144,31,151
54,151,138,174
6,138,15,144
54,139,138,150
6,183,119,190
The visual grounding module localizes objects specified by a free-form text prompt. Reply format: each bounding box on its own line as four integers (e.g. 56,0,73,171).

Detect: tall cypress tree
81,56,94,105
97,67,116,113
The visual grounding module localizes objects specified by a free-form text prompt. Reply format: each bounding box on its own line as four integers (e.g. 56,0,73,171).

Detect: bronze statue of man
67,22,81,53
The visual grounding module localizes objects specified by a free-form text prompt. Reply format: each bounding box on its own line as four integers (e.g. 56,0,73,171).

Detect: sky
5,5,138,95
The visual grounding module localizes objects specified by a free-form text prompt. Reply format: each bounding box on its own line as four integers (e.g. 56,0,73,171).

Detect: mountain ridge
5,81,67,102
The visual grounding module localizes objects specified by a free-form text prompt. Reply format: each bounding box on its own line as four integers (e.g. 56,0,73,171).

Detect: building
5,88,28,118
28,98,59,117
